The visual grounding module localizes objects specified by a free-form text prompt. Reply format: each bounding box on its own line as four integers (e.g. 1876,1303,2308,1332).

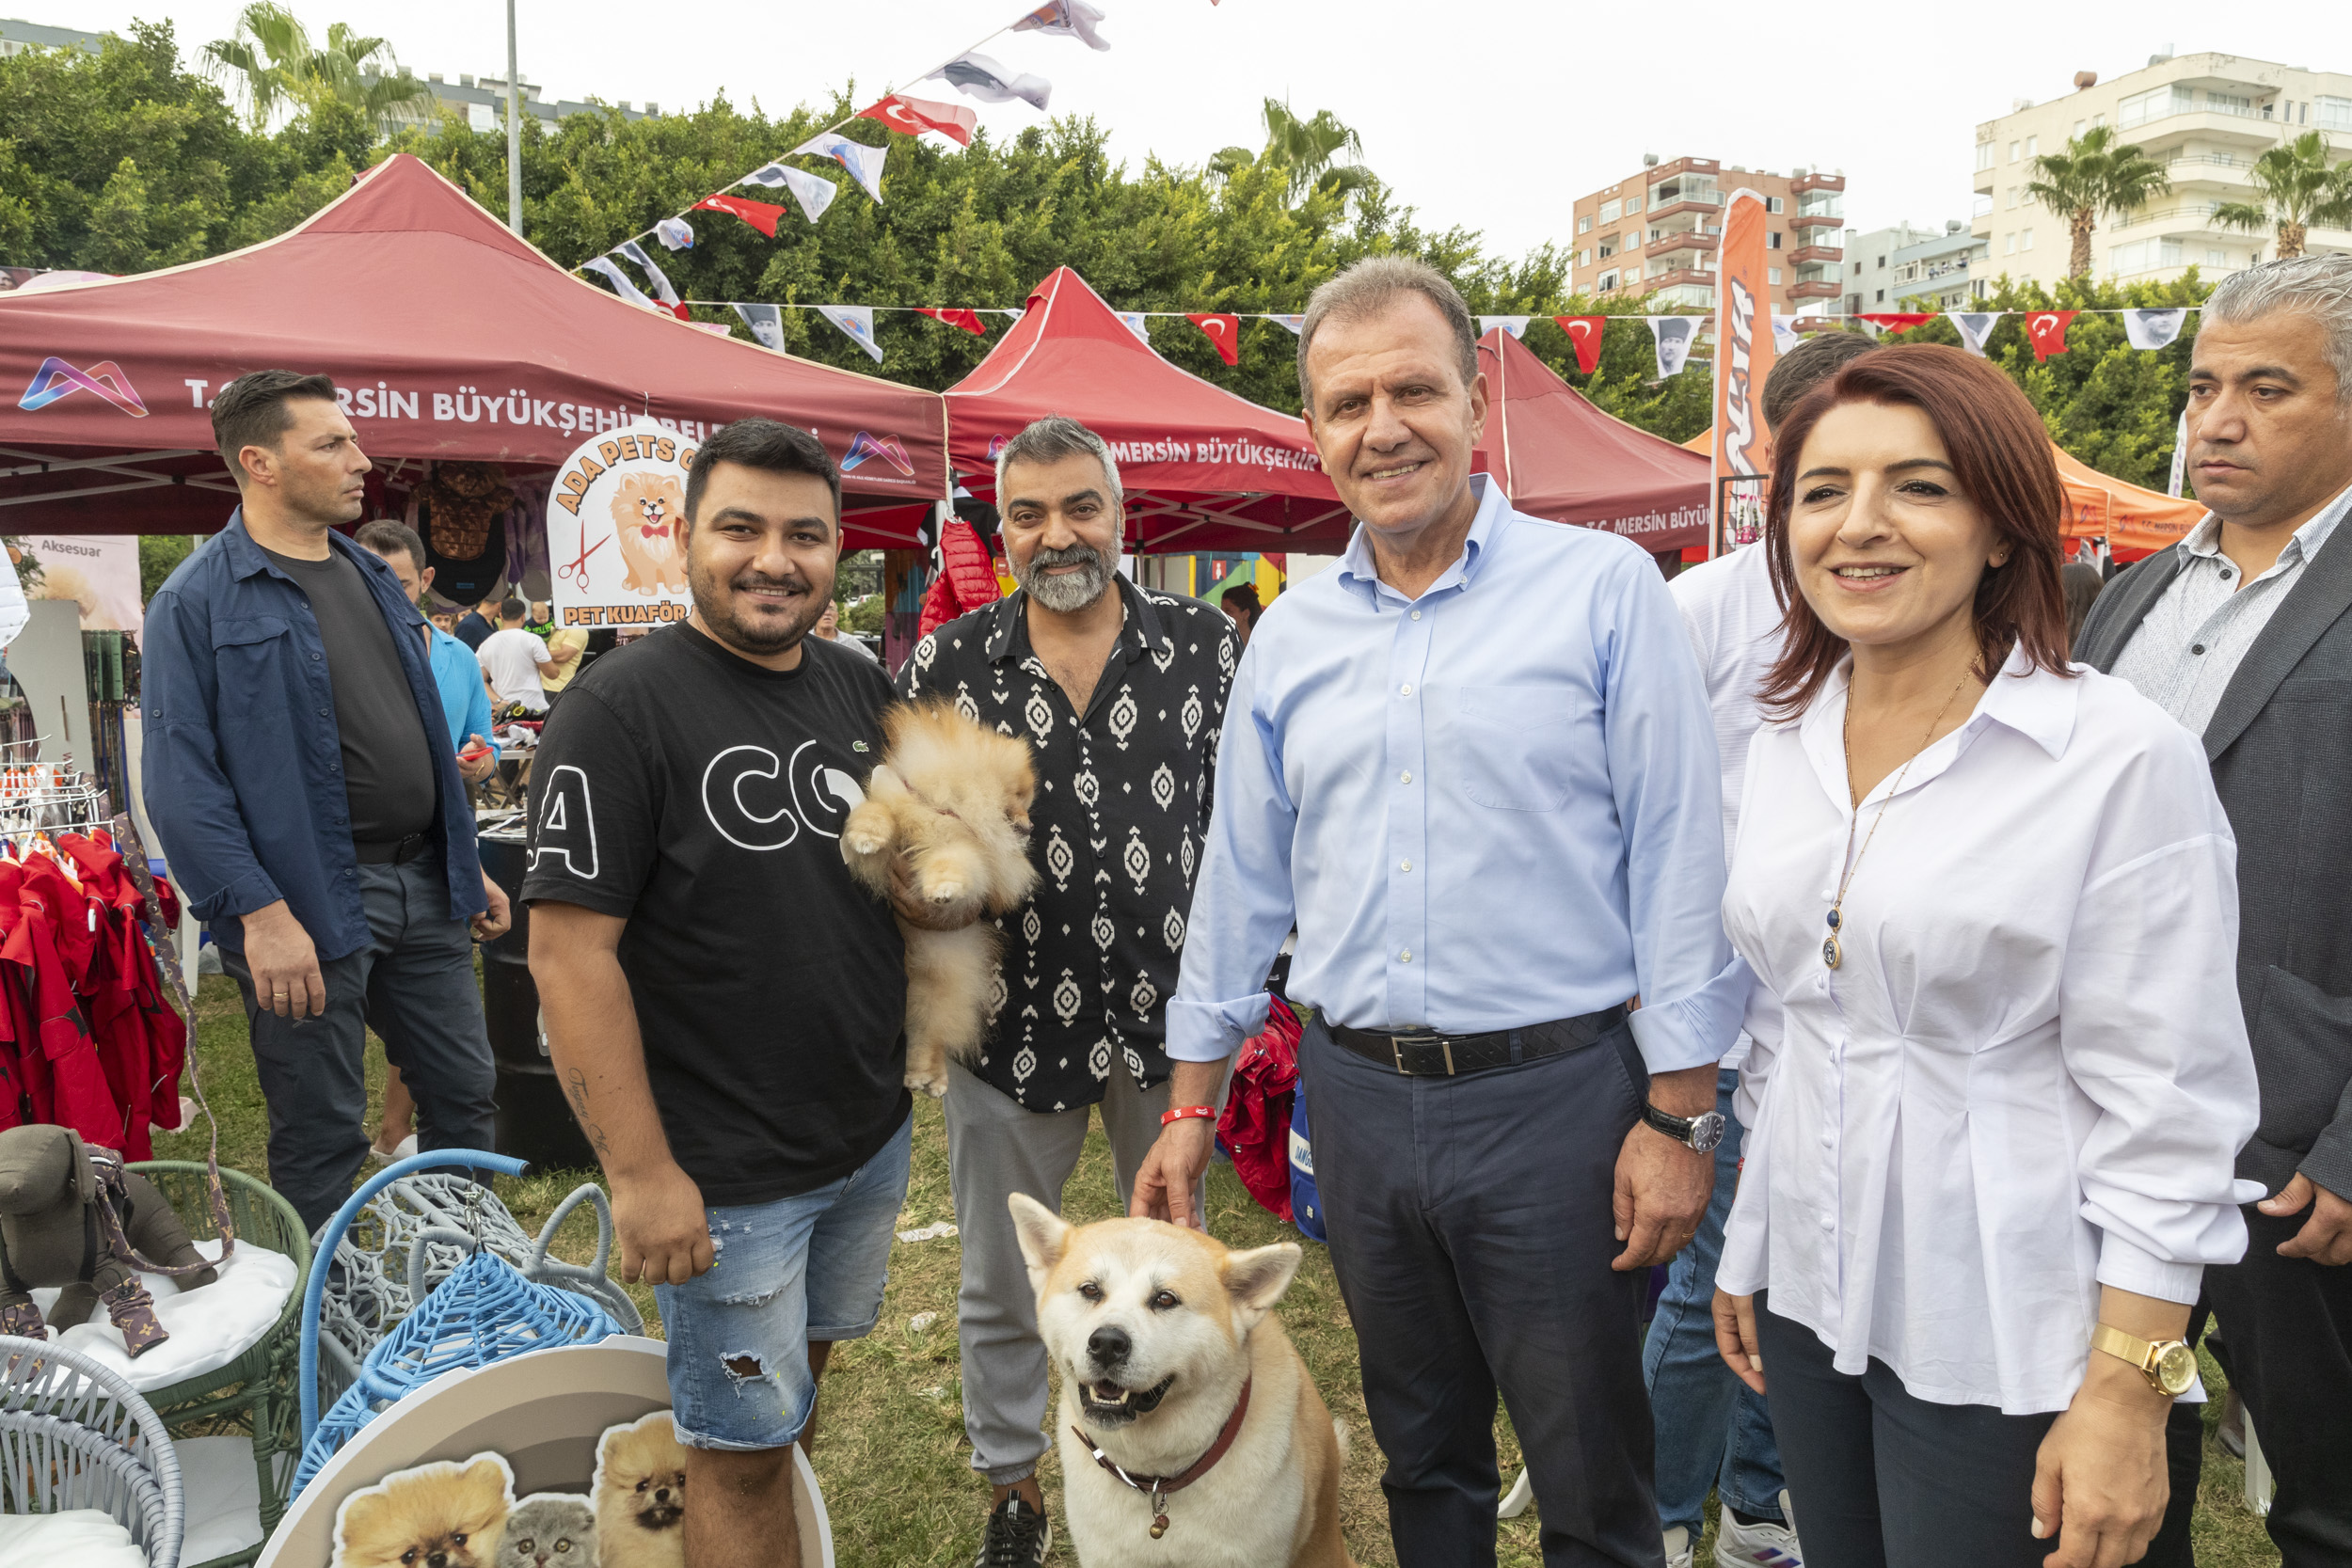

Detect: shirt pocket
1454,684,1577,811
211,615,294,716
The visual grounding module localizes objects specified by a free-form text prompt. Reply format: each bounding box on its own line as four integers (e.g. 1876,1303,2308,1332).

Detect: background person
1137,257,1740,1567
1219,581,1261,645
142,371,506,1233
900,415,1235,1566
526,420,919,1568
453,594,499,650
1643,327,1872,1568
813,597,879,660
357,519,501,1166
476,597,554,715
1712,344,2258,1568
2075,252,2352,1565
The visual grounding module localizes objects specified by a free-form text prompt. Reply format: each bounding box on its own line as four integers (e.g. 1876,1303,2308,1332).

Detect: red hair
1759,342,2072,719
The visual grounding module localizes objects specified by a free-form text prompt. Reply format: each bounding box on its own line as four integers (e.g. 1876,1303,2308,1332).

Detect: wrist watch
2090,1323,2199,1397
1642,1102,1725,1153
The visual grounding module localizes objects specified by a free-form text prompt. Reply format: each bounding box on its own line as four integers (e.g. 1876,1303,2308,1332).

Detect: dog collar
1073,1377,1252,1541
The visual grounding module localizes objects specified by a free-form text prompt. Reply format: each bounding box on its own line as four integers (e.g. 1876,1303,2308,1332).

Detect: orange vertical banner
1709,188,1777,556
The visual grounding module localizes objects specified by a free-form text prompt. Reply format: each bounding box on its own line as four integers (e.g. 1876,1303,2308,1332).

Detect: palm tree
2026,125,2171,279
1210,100,1372,206
2215,131,2352,260
204,3,434,134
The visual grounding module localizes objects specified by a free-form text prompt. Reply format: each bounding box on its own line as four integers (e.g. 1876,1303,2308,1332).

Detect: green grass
154,975,2282,1566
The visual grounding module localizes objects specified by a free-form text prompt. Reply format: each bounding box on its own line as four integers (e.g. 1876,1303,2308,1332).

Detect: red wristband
1161,1104,1216,1127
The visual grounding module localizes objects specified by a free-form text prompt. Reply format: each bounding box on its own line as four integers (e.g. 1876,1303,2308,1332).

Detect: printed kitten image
496,1494,598,1568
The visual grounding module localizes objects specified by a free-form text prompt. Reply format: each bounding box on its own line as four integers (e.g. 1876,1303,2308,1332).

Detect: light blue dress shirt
1167,475,1741,1074
425,624,500,761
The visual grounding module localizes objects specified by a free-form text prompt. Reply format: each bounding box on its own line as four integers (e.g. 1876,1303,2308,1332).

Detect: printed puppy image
593,1411,691,1568
841,702,1039,1098
332,1453,515,1568
494,1493,597,1568
1011,1196,1354,1568
611,471,689,595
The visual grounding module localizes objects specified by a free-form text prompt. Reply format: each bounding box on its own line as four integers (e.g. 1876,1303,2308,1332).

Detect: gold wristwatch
2090,1324,2199,1398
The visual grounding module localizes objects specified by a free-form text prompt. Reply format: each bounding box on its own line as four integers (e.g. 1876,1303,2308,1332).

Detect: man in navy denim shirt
143,371,508,1230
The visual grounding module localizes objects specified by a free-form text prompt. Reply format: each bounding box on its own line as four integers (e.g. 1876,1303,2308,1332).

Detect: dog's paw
904,1065,951,1100
926,878,967,905
844,829,888,857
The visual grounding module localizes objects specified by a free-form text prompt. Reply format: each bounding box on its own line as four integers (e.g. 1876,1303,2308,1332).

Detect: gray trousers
223,853,499,1234
946,1057,1190,1484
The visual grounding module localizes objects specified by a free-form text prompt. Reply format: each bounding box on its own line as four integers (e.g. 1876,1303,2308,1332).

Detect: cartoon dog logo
612,470,690,595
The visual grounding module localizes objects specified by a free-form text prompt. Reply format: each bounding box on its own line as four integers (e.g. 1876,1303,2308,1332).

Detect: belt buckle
1390,1035,1455,1076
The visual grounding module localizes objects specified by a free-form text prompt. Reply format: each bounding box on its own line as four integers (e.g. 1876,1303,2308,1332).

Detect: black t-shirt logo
532,764,600,879
700,741,864,851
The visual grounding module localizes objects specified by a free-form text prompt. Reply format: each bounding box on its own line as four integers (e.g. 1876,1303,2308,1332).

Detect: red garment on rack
916,518,1004,641
1218,997,1301,1223
0,855,119,1154
58,833,186,1160
0,877,42,1132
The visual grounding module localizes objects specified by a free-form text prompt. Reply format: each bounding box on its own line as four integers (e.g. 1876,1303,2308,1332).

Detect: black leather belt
1327,1004,1630,1077
353,832,429,866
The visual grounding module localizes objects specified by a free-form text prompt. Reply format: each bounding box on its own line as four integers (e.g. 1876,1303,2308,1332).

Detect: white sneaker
1716,1505,1804,1567
1663,1525,1694,1568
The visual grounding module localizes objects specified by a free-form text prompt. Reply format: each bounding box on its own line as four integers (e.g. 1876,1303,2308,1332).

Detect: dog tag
1151,1513,1169,1539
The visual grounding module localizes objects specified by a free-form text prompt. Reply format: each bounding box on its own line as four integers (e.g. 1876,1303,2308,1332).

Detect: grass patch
154,975,2281,1566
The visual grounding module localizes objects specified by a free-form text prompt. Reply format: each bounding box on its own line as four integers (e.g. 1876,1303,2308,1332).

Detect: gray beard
1013,543,1120,612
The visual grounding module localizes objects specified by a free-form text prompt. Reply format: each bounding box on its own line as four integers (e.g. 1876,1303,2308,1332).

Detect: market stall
2053,443,2202,561
1473,327,1710,558
0,154,947,557
943,266,1347,552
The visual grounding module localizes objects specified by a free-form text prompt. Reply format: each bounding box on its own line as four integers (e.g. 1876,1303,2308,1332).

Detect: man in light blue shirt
357,521,500,784
1132,258,1739,1567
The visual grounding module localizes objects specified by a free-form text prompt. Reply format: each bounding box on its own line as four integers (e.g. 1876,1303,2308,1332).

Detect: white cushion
32,1239,295,1393
178,1435,274,1564
0,1507,151,1567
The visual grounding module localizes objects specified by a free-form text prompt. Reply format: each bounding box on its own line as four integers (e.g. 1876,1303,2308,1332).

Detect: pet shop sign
548,420,697,630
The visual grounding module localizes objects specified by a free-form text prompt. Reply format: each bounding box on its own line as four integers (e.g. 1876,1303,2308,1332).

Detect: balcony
1645,197,1723,223
1649,231,1720,260
1790,171,1846,196
1642,267,1715,292
1790,211,1842,230
2115,203,2242,235
1788,244,1842,265
1787,279,1842,300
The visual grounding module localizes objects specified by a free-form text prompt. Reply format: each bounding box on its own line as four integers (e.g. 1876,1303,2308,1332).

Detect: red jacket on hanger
916,518,1004,641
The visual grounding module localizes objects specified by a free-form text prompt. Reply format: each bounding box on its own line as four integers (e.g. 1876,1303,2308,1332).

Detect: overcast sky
71,0,2343,273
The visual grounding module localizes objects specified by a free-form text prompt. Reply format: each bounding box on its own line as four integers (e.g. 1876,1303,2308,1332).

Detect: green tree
203,4,433,134
2026,126,2171,280
1209,100,1371,206
2215,131,2352,260
140,535,194,601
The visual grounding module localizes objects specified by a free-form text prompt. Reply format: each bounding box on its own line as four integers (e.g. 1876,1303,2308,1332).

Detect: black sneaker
976,1493,1052,1566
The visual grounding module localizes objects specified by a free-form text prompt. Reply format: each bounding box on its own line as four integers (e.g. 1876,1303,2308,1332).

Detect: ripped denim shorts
655,1110,913,1449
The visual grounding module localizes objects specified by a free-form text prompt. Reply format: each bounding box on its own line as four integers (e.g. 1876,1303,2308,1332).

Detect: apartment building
1567,156,1849,315
1973,51,2352,290
418,71,658,129
0,15,103,55
1844,221,1984,312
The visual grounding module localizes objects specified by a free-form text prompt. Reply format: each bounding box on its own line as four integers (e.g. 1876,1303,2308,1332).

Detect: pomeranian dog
841,701,1039,1099
610,471,689,595
594,1412,691,1568
333,1454,514,1568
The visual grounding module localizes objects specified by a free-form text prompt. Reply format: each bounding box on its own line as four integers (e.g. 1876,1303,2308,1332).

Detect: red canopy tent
944,267,1347,552
1474,327,1710,557
0,154,946,546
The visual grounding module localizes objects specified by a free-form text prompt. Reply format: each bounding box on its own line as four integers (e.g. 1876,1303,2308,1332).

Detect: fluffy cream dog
332,1453,513,1568
841,701,1038,1098
591,1412,689,1568
1011,1196,1354,1568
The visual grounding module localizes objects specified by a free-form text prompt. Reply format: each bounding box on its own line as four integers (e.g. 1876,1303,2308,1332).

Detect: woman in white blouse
1710,343,2260,1568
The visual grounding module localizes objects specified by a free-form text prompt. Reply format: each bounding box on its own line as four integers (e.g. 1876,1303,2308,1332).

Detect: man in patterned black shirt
900,416,1236,1565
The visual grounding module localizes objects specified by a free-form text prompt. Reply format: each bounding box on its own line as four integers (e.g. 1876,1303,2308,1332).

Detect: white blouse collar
1788,645,2082,815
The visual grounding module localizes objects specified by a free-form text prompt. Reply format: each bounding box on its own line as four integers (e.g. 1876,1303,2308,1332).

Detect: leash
1073,1377,1252,1540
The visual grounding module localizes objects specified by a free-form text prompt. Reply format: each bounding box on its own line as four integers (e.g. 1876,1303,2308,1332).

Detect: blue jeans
1642,1069,1788,1535
656,1111,913,1450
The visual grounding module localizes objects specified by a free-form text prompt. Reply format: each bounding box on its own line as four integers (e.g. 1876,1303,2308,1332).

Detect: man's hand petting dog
887,858,984,932
612,1159,716,1287
1131,1117,1216,1231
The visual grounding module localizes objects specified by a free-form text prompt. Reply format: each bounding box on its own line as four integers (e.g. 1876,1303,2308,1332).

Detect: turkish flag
857,93,977,148
1858,312,1936,336
2026,309,2077,362
1189,313,1241,366
917,308,990,336
695,193,787,238
1554,315,1607,375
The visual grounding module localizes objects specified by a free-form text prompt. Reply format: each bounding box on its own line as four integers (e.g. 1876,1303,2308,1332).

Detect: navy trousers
1304,1015,1661,1568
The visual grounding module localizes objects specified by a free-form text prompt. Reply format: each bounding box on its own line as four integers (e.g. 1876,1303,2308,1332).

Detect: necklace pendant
1821,933,1842,970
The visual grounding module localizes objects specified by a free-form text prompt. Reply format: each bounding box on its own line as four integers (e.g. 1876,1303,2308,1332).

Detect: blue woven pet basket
291,1150,623,1497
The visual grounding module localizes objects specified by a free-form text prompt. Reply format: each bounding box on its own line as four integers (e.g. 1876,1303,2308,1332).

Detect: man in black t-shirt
525,420,914,1568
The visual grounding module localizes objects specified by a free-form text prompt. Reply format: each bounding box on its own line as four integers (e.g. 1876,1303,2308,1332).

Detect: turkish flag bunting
857,93,978,147
695,193,787,237
1189,313,1241,366
1857,312,1936,335
916,308,990,336
1554,315,1607,375
2026,309,2077,362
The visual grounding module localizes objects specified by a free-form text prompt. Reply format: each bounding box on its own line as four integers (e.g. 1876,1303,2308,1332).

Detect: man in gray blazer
2078,253,2352,1565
